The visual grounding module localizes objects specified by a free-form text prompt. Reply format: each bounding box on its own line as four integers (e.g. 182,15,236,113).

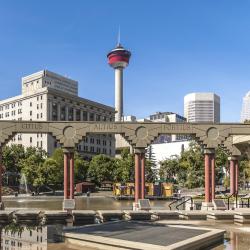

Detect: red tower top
107,44,131,69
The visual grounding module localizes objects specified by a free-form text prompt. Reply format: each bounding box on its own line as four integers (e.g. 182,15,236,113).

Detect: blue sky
0,1,250,122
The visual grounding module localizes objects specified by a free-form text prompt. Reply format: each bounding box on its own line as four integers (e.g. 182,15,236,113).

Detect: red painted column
235,159,239,194
69,152,74,199
141,153,145,199
134,152,141,203
64,152,69,199
205,153,211,203
230,159,236,195
0,149,2,204
211,154,215,200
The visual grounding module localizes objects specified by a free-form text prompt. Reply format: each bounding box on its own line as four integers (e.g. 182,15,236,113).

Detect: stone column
235,159,239,194
69,152,74,199
204,148,215,204
65,106,69,121
133,148,146,210
57,103,61,121
0,149,2,206
134,151,141,204
64,151,69,199
80,110,83,121
63,148,75,211
204,153,211,203
229,156,239,195
141,152,145,199
73,108,76,121
211,155,215,200
49,100,53,121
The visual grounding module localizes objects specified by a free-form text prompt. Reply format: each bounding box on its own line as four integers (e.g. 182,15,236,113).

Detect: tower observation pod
107,44,131,121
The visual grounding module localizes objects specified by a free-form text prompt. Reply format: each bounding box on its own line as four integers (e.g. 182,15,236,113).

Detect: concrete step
97,210,124,222
151,210,179,220
42,210,72,225
178,210,208,220
13,210,42,224
72,210,96,226
0,210,14,224
233,209,250,224
124,210,152,221
207,211,235,221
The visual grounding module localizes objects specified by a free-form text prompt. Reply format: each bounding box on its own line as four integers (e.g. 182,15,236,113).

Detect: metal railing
168,196,184,210
240,194,250,208
176,196,193,210
223,192,238,210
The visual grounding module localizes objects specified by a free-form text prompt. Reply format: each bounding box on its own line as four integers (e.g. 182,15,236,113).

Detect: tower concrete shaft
115,68,123,121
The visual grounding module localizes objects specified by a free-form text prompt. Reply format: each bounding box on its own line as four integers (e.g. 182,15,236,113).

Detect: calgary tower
107,38,131,121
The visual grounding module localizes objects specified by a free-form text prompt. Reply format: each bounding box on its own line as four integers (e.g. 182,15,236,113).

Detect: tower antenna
117,26,121,46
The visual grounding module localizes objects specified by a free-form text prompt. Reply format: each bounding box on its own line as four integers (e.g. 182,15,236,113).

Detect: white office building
241,91,250,123
0,70,115,158
184,93,220,123
148,112,187,142
115,112,187,156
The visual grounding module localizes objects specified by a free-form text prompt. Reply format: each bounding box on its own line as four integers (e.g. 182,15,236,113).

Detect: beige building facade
0,70,115,158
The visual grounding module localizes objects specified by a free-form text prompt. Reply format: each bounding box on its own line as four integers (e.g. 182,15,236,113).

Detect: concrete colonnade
63,149,75,203
204,148,216,203
204,148,240,204
229,156,239,195
134,148,146,206
0,149,2,208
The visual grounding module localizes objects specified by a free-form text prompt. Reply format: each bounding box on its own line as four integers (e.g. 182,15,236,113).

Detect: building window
89,113,94,121
30,137,32,143
82,111,88,121
30,111,32,116
30,102,32,107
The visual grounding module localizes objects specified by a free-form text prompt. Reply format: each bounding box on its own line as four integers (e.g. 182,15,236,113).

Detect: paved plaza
64,221,224,250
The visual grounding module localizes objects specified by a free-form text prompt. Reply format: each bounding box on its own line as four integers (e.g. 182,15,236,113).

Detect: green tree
51,148,64,168
74,152,89,183
2,145,26,173
36,158,63,189
113,148,134,183
178,142,204,188
159,156,179,182
19,152,45,188
145,145,157,182
215,146,228,185
223,175,230,191
87,154,116,186
240,157,250,189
